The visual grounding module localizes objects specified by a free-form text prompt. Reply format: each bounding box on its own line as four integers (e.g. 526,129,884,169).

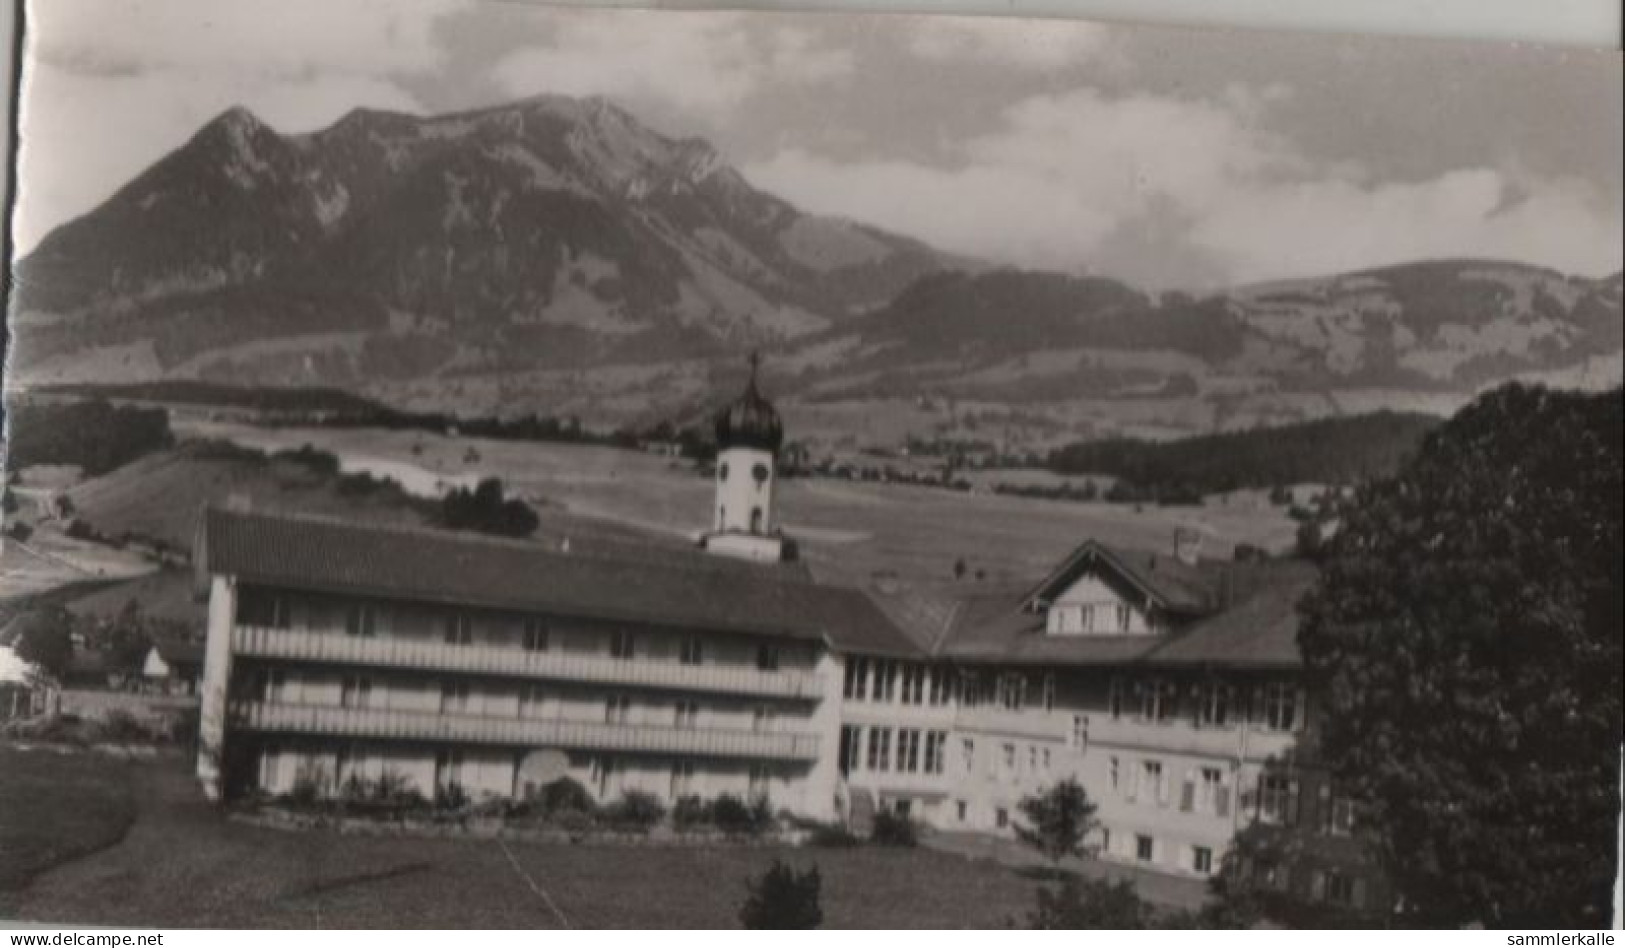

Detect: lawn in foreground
5,751,1040,928
0,746,139,912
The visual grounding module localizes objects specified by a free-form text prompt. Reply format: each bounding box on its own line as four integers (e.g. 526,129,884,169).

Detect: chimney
1174,527,1202,566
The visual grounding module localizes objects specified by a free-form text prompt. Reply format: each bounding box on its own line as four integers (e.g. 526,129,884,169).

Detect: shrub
711,795,754,834
537,777,595,816
739,860,823,929
711,795,774,836
340,773,372,802
605,790,666,831
750,795,775,833
371,769,415,804
806,822,860,848
869,809,918,847
672,795,710,830
552,808,596,837
289,764,327,808
435,781,469,811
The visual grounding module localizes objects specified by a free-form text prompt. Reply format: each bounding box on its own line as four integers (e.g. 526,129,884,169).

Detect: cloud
905,16,1109,69
746,85,1624,289
489,11,852,124
15,0,467,250
31,0,467,77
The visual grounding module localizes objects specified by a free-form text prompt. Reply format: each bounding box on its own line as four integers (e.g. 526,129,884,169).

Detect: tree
739,860,822,929
439,477,540,537
13,607,74,680
1298,384,1622,928
1015,778,1100,869
1025,876,1154,929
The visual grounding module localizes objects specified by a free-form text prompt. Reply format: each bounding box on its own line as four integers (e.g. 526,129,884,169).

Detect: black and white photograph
1,0,1621,931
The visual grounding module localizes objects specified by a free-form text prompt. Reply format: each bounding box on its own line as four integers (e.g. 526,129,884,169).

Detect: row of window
243,593,791,671
1104,830,1216,876
1108,678,1304,732
259,670,786,732
1047,601,1137,636
1101,757,1353,835
842,662,1064,713
838,725,949,775
1107,756,1234,816
841,658,957,705
1253,774,1357,834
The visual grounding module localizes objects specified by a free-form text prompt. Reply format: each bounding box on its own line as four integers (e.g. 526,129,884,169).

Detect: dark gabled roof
942,557,1315,670
199,506,918,656
1138,561,1317,670
1021,540,1221,615
153,638,205,668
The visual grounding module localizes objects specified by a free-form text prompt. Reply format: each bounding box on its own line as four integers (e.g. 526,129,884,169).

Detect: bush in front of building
868,809,918,847
671,794,710,831
603,790,666,831
710,794,775,836
739,859,823,929
534,776,595,817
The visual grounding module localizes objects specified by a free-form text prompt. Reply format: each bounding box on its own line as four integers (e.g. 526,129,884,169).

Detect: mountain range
9,95,1621,445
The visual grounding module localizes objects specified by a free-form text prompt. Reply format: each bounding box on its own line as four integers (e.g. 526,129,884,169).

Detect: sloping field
65,441,428,552
165,423,1298,587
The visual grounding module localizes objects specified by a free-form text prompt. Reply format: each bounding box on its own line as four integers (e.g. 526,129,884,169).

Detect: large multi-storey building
193,365,1380,913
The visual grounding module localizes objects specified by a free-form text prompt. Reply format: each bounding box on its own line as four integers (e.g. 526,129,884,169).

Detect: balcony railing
230,701,821,761
232,626,822,700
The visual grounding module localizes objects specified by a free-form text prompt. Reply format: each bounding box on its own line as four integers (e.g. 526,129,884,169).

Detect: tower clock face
752,463,769,484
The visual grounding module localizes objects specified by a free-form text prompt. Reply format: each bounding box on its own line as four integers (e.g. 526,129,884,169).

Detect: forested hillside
1047,412,1440,495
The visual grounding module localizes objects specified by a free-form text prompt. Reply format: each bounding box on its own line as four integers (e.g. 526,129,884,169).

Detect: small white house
142,640,205,696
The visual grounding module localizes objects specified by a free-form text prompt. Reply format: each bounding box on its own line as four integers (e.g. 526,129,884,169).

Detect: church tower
702,353,787,563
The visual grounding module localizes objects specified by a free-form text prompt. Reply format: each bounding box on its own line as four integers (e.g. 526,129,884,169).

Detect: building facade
192,369,1379,914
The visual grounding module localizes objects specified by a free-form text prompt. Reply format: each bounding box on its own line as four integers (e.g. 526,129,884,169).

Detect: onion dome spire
714,351,784,452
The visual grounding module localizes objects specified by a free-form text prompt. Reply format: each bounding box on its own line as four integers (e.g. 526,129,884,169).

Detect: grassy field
167,420,1298,587
1,749,1043,928
0,746,139,913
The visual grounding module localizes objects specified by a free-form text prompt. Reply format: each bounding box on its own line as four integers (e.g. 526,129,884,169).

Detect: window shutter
1352,878,1368,909
1311,870,1326,901
1180,779,1195,812
1296,688,1309,731
1288,779,1302,827
1157,772,1171,807
1249,685,1265,725
1215,785,1231,817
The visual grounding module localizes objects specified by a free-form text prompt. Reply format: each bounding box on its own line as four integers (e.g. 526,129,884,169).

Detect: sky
12,0,1623,291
